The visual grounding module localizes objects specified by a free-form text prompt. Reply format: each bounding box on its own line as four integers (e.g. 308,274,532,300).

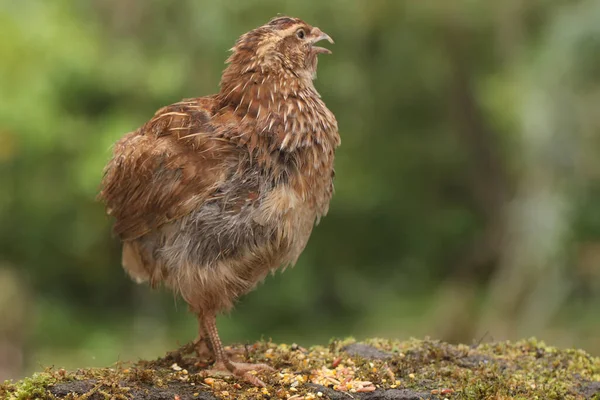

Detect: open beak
310,27,334,55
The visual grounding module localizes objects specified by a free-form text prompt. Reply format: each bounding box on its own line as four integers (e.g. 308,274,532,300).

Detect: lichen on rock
2,338,599,399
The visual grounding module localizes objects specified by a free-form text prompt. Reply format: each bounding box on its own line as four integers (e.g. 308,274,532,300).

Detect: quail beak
310,27,334,55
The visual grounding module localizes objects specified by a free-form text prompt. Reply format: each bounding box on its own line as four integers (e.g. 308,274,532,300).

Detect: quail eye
296,29,305,39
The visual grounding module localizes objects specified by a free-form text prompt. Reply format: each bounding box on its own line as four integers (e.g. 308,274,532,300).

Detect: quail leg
199,314,274,387
165,317,213,363
193,316,213,361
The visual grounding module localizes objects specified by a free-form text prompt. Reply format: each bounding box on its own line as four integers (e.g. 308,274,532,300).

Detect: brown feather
99,17,339,316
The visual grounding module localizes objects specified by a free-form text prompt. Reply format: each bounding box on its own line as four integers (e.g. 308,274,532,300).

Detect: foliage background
1,0,599,380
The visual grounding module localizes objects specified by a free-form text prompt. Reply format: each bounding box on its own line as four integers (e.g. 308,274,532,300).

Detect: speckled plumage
99,17,339,385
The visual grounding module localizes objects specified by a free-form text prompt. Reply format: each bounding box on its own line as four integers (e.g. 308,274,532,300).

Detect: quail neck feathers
99,16,339,386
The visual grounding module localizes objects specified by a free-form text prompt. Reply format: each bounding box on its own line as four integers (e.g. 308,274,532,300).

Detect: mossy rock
2,338,599,399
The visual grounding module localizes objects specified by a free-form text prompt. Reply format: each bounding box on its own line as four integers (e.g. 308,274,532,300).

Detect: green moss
1,371,58,400
4,338,600,399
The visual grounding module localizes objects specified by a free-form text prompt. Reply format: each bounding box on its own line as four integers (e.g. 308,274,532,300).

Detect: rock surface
2,338,599,399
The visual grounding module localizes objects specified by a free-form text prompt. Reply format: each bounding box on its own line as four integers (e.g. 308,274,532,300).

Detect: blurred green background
1,0,599,381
